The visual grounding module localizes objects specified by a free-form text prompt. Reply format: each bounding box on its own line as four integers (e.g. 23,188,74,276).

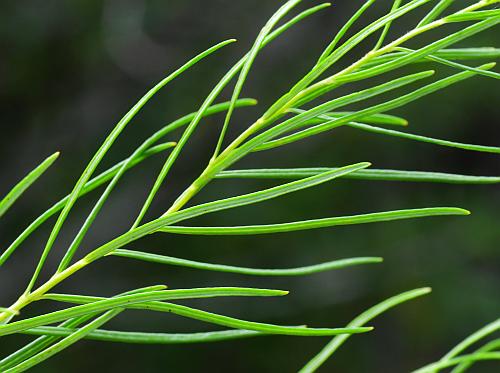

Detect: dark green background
0,1,499,372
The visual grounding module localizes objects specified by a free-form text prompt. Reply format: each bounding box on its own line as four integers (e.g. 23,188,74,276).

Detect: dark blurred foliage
0,1,499,372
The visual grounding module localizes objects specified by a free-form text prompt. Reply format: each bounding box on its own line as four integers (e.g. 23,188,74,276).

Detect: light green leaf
38,294,372,338
111,250,383,276
84,162,371,261
156,208,469,236
27,38,237,292
0,288,289,337
0,152,59,220
21,327,264,345
259,65,494,151
216,168,500,185
5,310,122,373
452,338,500,373
300,287,432,372
412,352,500,373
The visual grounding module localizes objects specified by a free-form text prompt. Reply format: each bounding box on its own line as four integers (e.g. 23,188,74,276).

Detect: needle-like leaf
452,338,500,373
85,162,370,261
27,39,237,292
21,327,265,345
38,294,372,338
436,319,500,369
0,99,255,267
259,65,494,151
157,208,469,236
0,286,166,370
0,152,59,220
0,288,289,337
412,352,500,373
111,250,383,276
4,310,122,373
300,288,432,372
216,168,500,185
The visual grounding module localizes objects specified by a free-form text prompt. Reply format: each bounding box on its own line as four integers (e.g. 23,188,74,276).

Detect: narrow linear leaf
396,47,500,80
417,0,454,27
0,99,256,267
21,327,265,345
363,47,500,68
412,352,500,373
0,288,288,337
300,288,432,373
213,0,302,158
111,250,383,276
341,17,500,85
0,152,59,219
266,0,434,117
316,0,376,64
5,309,122,373
318,112,408,126
239,71,435,156
37,294,372,337
261,65,494,150
27,38,237,292
452,338,500,373
0,285,167,370
446,10,500,23
131,0,331,224
156,208,469,236
374,0,402,50
85,162,371,261
216,168,500,185
438,319,500,366
296,111,500,154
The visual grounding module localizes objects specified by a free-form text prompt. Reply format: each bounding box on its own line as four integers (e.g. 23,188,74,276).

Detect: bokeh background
1,1,499,372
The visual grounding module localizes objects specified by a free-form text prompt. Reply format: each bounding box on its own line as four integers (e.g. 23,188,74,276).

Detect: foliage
1,0,499,371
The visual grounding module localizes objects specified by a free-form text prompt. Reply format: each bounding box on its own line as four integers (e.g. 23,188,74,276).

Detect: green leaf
374,0,402,50
0,99,255,267
417,0,454,27
260,65,494,151
395,47,500,80
452,338,500,373
21,327,264,345
27,38,237,292
156,208,469,236
431,48,500,60
446,10,500,23
247,71,435,153
412,352,500,373
111,250,383,276
264,0,435,117
0,285,167,370
0,152,59,220
345,121,500,154
216,168,500,185
84,162,371,261
131,1,332,223
315,112,408,126
316,0,376,64
300,288,432,373
212,0,302,158
292,111,500,154
341,18,500,84
437,319,500,369
0,288,288,337
38,294,372,338
5,309,122,373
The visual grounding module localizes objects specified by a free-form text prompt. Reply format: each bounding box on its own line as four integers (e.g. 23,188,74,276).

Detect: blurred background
0,1,499,372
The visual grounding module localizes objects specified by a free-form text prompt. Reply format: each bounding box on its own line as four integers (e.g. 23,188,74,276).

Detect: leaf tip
458,208,471,216
479,62,496,70
421,287,432,294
